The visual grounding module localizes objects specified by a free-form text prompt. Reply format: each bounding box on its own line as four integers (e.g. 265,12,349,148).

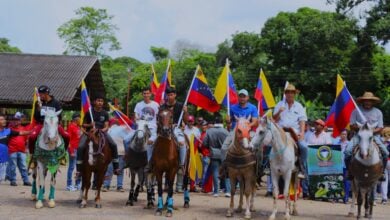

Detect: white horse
252,117,298,220
31,109,65,209
348,122,382,220
124,119,150,206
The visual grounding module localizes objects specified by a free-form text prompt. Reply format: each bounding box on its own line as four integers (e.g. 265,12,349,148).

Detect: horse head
251,117,273,149
234,116,252,149
131,119,151,152
356,122,377,159
158,109,173,138
42,109,61,149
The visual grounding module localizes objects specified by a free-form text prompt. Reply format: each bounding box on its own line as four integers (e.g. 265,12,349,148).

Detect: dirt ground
0,166,389,220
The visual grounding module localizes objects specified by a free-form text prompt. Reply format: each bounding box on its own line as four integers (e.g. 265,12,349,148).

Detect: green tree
57,7,121,58
150,46,169,61
260,7,358,104
0,38,21,53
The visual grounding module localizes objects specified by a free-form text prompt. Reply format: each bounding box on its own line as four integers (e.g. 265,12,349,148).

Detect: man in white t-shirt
184,115,201,140
125,87,159,170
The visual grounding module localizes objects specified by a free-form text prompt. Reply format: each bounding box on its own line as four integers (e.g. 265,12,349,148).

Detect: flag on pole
254,69,276,116
325,74,356,137
150,64,160,98
189,134,203,182
214,61,238,107
80,80,92,125
155,59,172,104
30,87,40,125
187,65,220,112
109,103,134,128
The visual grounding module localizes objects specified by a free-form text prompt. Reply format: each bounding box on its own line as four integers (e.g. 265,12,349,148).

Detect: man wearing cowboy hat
345,91,389,181
305,119,332,145
273,84,308,195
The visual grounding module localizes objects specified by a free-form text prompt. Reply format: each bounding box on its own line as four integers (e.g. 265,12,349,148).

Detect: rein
91,130,106,156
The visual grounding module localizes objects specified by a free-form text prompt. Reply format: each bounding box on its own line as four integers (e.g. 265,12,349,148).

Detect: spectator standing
66,112,82,191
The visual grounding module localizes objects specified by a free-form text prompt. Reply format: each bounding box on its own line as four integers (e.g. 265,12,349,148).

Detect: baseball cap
38,85,50,94
238,89,249,96
187,115,195,123
14,112,24,120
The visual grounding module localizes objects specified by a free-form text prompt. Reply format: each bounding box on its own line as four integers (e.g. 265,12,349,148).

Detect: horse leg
94,171,104,208
283,172,292,220
155,173,163,216
357,190,363,219
31,167,37,201
348,181,356,217
47,172,56,208
183,170,190,208
244,189,251,219
238,179,244,213
368,189,374,220
226,176,236,217
126,169,135,206
146,173,155,208
134,168,143,202
80,171,92,208
35,162,45,209
291,174,299,216
165,171,176,217
269,173,279,220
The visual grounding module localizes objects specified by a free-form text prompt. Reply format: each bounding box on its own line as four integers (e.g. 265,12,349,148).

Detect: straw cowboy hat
284,84,300,93
314,119,326,127
356,91,381,104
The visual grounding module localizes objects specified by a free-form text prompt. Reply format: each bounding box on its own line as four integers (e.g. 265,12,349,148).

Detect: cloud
1,0,335,61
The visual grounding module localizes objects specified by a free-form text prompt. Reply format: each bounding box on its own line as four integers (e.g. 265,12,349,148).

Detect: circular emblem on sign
317,145,332,161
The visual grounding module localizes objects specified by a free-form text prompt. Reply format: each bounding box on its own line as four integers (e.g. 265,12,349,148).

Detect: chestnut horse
147,109,179,217
78,129,112,208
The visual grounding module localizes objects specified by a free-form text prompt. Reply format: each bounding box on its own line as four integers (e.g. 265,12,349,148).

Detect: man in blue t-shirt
222,89,258,160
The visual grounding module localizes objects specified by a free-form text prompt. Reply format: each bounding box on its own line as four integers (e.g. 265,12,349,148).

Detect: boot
379,159,388,182
297,159,305,179
75,163,82,178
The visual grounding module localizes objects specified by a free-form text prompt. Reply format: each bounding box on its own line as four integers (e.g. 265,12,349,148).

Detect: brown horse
225,116,257,219
78,129,112,208
147,109,179,217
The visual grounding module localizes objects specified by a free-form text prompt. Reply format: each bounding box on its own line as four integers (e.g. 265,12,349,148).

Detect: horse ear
367,122,378,130
55,110,62,116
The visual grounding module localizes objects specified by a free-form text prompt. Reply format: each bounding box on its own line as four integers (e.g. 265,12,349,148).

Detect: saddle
224,150,256,169
282,127,299,156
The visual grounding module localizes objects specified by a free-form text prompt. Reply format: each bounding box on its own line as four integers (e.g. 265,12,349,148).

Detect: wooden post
126,67,131,116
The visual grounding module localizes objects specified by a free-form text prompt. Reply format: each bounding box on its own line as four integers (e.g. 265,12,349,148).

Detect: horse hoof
166,211,173,217
76,199,82,204
79,204,87,208
95,204,102,209
155,209,162,216
347,212,354,217
292,210,298,216
48,199,56,208
35,201,43,209
31,194,37,201
244,214,251,219
183,202,189,208
126,201,133,206
226,211,233,217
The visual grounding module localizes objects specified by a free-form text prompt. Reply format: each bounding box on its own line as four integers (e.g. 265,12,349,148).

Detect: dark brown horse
147,109,179,217
78,129,112,208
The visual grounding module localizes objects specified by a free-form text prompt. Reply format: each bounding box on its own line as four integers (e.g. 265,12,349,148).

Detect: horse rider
344,91,389,181
76,94,120,176
273,84,307,180
159,86,188,192
124,87,159,171
28,85,69,168
222,89,258,159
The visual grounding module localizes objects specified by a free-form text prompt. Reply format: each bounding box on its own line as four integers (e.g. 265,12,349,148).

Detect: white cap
238,89,249,96
14,112,24,119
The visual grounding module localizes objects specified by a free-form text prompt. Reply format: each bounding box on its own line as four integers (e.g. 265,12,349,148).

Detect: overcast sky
1,0,337,62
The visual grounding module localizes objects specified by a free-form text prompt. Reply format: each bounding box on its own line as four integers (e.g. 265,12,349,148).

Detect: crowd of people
0,83,389,205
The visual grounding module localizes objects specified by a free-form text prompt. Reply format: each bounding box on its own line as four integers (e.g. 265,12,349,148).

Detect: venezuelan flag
188,65,220,112
154,60,172,104
109,104,134,128
325,74,355,137
150,64,160,98
254,69,276,116
80,80,92,125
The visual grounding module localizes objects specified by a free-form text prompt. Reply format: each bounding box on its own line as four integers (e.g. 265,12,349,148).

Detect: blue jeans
103,156,125,188
201,156,210,185
210,159,221,194
225,177,231,193
7,152,29,183
67,151,81,187
343,168,351,202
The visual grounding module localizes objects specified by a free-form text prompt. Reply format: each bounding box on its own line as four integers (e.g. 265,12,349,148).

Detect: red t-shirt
198,131,210,157
8,124,30,154
67,122,81,155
